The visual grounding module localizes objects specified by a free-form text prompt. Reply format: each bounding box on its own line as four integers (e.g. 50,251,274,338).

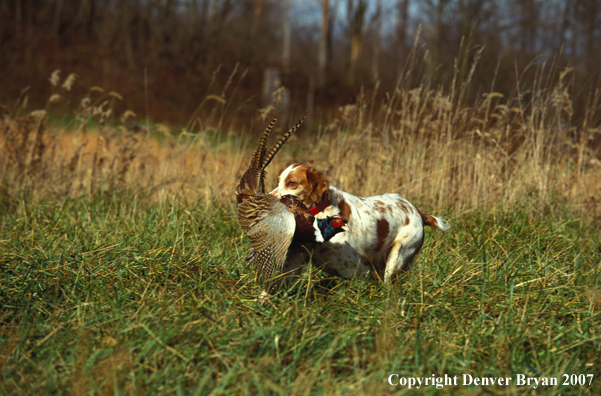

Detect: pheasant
236,117,347,297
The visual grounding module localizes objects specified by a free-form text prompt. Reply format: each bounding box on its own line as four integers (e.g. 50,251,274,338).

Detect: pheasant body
236,117,347,295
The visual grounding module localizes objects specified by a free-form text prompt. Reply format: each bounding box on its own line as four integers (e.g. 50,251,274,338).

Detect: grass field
1,66,601,394
1,192,600,395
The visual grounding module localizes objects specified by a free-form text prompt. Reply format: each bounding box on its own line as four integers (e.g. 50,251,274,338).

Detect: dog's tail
420,211,451,232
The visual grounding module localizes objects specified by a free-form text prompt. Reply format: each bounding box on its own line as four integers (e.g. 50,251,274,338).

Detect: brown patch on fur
374,200,387,214
417,208,438,228
374,218,390,254
396,200,408,212
282,164,305,184
405,216,410,226
337,198,352,221
282,163,329,207
276,163,300,185
305,166,329,205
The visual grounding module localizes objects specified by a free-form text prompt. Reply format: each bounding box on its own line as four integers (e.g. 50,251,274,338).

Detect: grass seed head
48,69,61,86
49,94,63,104
62,73,78,91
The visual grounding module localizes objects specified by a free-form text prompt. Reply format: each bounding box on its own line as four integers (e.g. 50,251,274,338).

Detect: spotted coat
270,163,450,284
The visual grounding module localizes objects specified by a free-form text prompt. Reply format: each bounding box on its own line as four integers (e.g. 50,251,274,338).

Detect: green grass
1,192,600,395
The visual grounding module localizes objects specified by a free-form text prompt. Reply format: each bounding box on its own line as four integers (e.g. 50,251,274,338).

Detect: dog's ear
307,168,329,204
311,179,329,204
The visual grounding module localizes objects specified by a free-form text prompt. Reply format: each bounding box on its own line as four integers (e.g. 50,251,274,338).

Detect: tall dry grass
3,60,601,396
1,61,600,221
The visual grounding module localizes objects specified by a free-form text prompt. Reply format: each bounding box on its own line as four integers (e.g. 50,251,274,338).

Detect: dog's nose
269,189,279,197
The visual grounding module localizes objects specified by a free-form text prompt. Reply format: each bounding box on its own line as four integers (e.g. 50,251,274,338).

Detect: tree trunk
397,0,409,76
317,0,329,87
251,0,264,38
371,0,382,83
348,0,367,86
558,0,571,56
583,0,598,74
206,0,232,66
122,0,136,70
434,0,449,69
51,0,64,40
282,0,291,72
15,0,22,40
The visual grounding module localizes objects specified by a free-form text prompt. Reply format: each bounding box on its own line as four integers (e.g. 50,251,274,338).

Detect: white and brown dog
270,163,450,284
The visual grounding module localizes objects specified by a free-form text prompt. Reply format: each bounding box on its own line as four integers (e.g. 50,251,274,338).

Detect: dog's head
270,163,329,207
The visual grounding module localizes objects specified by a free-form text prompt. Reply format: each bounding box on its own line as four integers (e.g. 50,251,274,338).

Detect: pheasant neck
309,194,330,215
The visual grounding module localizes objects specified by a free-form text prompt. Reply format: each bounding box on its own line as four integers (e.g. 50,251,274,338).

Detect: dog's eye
286,180,297,187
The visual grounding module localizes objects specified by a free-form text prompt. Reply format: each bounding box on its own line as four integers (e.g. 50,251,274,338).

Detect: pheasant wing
238,194,295,285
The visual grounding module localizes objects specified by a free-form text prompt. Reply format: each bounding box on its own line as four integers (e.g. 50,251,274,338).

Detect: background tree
0,0,599,125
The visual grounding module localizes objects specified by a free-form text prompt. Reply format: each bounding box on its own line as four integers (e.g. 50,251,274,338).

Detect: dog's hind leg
383,232,424,285
383,240,402,285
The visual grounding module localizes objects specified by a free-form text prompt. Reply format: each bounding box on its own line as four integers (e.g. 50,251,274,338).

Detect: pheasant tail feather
237,118,277,195
261,116,306,171
251,117,277,172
